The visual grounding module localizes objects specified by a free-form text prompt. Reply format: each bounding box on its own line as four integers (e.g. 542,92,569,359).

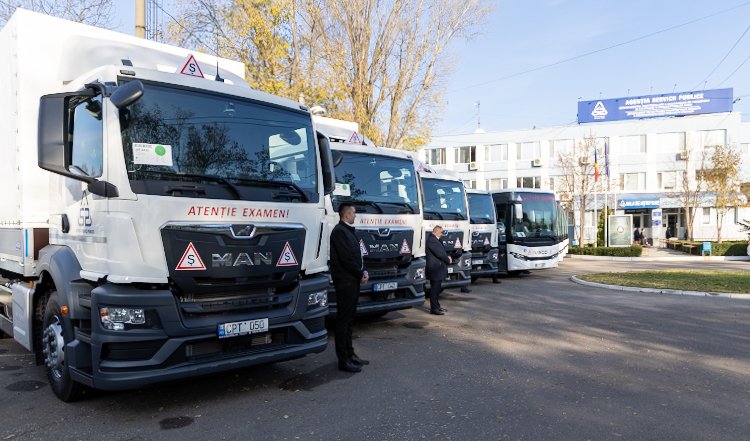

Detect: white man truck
466,189,500,284
0,10,335,401
314,116,426,316
419,167,472,290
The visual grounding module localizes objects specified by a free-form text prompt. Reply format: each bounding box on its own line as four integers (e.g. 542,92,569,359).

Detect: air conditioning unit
532,158,543,167
468,161,478,171
678,151,689,160
578,157,590,165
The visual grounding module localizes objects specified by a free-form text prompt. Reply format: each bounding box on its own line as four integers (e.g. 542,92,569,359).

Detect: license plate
447,267,454,274
472,259,483,265
373,282,398,292
218,318,268,339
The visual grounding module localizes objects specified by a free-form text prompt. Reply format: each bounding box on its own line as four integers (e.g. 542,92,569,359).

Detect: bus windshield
422,178,467,221
510,192,559,239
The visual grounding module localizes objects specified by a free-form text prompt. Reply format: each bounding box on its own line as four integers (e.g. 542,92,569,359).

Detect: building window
551,139,574,158
455,146,476,164
427,148,446,165
517,176,541,188
657,171,679,190
485,143,508,161
702,207,711,224
463,180,476,189
700,129,726,151
621,172,646,191
516,141,541,160
488,178,508,191
619,135,646,154
741,143,750,155
548,176,555,191
657,132,685,153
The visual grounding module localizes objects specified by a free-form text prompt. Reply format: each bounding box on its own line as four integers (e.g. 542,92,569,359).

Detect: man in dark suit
426,225,451,315
330,202,369,373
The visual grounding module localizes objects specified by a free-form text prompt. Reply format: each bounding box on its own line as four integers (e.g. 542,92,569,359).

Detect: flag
594,147,600,182
604,140,610,177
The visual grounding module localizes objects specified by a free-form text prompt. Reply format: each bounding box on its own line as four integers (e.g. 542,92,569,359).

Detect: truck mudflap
67,275,329,391
327,258,426,318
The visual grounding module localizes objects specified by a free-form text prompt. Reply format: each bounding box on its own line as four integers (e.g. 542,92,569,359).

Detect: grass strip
579,270,750,294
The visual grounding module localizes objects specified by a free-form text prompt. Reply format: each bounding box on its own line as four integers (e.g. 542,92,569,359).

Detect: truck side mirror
110,80,144,109
317,131,335,195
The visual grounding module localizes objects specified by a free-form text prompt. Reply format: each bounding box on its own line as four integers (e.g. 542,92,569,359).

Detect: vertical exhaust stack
135,0,146,38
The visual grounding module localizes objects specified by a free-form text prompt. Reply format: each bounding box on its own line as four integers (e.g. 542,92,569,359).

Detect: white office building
420,111,750,245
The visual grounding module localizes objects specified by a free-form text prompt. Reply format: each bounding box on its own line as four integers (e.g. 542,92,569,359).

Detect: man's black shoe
338,361,362,373
492,277,501,284
439,307,448,312
430,310,445,315
351,354,370,366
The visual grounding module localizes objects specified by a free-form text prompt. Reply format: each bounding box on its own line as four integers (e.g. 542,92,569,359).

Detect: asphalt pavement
1,258,749,440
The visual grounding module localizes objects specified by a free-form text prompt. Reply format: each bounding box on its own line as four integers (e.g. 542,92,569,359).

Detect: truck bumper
68,275,329,391
327,258,426,318
470,248,499,278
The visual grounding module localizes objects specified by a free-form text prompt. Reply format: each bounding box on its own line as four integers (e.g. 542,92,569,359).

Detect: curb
570,275,750,300
565,255,750,262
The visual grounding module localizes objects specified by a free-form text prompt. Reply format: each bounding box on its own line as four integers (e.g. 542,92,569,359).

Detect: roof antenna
214,35,224,82
214,61,224,83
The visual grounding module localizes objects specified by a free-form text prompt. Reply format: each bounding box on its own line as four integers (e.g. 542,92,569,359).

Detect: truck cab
419,167,472,290
0,10,334,400
466,189,500,283
315,116,426,317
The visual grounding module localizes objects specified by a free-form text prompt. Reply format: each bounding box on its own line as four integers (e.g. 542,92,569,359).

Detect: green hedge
569,245,643,257
670,240,748,256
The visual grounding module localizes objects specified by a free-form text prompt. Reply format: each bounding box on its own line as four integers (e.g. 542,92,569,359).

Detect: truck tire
42,292,85,401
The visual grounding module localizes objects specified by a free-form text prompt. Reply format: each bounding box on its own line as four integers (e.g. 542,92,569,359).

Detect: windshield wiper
147,171,242,199
379,201,416,214
350,200,384,214
228,177,309,202
423,210,444,220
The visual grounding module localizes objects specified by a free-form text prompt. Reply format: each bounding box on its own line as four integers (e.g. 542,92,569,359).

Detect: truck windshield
422,178,467,221
332,151,420,214
467,193,495,224
120,81,318,202
511,192,558,239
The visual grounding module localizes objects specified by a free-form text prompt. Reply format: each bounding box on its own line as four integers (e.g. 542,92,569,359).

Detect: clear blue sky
114,0,750,136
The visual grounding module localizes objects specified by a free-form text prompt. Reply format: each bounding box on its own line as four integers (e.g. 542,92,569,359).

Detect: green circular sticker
154,145,166,156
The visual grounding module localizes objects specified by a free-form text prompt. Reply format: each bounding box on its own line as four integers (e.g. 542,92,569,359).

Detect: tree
669,144,710,241
704,145,743,243
166,0,491,149
556,134,600,245
0,0,114,27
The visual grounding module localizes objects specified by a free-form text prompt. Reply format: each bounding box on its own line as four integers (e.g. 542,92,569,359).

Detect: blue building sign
578,88,733,123
618,194,660,210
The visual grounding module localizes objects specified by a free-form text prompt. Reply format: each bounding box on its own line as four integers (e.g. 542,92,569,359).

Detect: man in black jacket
330,202,369,373
426,225,451,315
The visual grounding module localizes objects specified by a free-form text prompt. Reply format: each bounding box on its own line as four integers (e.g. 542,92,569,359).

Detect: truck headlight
414,268,425,280
308,291,328,307
99,307,146,331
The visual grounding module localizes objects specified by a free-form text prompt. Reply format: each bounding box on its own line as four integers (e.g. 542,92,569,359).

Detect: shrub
569,245,642,257
674,240,747,256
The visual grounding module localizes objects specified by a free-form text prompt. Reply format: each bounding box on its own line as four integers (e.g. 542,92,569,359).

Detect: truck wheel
42,292,85,402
